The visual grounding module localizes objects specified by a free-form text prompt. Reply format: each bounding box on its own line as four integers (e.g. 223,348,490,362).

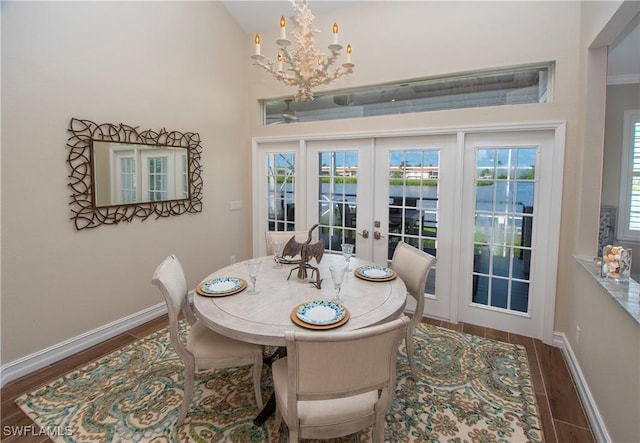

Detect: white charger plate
198,277,246,296
354,265,396,281
296,300,346,326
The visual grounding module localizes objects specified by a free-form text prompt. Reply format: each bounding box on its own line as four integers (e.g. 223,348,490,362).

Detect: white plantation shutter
631,122,640,231
618,110,640,240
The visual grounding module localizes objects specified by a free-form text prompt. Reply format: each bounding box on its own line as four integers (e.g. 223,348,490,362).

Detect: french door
304,135,457,321
370,136,458,320
253,126,562,340
458,130,558,338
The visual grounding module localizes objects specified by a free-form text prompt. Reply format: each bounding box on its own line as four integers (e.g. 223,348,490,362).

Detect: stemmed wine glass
329,265,346,303
271,240,284,268
341,243,354,271
245,259,262,295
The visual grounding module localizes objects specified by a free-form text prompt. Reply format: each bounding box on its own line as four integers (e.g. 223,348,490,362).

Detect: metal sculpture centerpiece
282,224,324,288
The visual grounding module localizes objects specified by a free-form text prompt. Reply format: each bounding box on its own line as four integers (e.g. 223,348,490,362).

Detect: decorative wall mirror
67,118,203,230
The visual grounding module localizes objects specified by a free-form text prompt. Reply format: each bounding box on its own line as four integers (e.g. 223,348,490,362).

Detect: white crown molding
0,302,168,388
552,332,611,443
607,74,640,85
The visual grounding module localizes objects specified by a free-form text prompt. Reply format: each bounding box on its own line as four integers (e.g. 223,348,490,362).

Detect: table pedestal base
254,346,286,426
253,394,276,426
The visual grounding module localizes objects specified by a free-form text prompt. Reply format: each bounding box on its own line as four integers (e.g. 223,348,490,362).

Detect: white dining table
192,253,407,425
192,253,407,347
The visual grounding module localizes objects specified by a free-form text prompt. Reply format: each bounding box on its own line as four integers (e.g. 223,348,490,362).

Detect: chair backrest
284,316,410,404
265,230,316,255
391,241,436,304
151,254,191,361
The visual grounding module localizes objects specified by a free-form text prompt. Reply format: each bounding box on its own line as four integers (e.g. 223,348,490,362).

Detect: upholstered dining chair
272,316,410,443
265,230,316,255
390,241,437,379
151,254,264,426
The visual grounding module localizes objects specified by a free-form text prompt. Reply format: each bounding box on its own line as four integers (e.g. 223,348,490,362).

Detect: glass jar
601,245,632,282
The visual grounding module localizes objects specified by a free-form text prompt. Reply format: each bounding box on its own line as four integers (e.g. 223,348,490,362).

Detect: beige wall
2,0,638,440
1,2,252,362
569,261,640,442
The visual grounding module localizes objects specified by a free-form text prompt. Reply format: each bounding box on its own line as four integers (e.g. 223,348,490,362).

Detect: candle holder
601,245,632,282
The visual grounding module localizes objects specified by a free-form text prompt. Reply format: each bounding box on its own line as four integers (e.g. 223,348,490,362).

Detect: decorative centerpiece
282,224,324,289
601,245,632,282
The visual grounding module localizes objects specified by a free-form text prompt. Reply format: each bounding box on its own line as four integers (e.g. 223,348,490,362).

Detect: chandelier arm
322,50,340,68
253,60,276,73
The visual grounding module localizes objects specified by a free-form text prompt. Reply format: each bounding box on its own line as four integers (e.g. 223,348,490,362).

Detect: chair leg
253,355,264,409
373,417,385,443
178,367,195,426
273,404,282,431
406,330,418,379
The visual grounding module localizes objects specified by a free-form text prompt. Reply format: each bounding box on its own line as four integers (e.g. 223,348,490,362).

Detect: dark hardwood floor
1,315,595,442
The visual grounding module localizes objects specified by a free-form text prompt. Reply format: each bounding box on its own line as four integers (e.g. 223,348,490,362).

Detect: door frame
252,121,565,344
459,129,561,341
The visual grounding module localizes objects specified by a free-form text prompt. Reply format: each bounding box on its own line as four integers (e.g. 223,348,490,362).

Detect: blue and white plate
296,300,346,326
199,277,246,295
275,255,302,265
355,265,396,281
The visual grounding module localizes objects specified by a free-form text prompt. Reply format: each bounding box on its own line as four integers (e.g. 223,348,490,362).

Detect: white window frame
617,109,640,241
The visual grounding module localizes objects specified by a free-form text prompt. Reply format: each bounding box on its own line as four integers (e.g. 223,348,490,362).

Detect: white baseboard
0,302,168,388
552,332,611,443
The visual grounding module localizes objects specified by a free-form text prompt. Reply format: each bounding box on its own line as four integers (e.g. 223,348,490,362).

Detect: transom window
264,63,552,125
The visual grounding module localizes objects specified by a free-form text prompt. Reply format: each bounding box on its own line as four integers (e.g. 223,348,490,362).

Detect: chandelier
251,0,354,101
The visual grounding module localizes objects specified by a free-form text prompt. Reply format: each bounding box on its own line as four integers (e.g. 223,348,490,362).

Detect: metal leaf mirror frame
67,118,203,230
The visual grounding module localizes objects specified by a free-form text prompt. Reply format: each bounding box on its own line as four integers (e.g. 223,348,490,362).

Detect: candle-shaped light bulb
254,33,261,55
277,53,283,71
280,16,286,39
332,22,339,45
317,56,323,66
346,44,352,63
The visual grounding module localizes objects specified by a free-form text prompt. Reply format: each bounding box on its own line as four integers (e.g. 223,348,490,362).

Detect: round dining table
192,253,407,425
192,253,407,347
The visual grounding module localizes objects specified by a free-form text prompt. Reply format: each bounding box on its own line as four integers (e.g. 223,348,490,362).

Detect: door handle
358,230,369,239
374,231,385,240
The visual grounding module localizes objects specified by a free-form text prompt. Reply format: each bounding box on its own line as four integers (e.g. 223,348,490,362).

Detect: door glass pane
473,147,536,313
147,157,168,201
119,156,136,204
387,150,439,295
317,150,358,253
266,152,295,232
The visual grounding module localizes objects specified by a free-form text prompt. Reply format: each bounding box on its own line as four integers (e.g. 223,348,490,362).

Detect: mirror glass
92,141,189,207
67,118,203,230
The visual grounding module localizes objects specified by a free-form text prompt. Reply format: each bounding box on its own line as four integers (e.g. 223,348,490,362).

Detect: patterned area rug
17,323,543,442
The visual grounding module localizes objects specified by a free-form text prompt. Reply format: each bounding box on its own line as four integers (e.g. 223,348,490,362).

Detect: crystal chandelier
251,0,354,101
